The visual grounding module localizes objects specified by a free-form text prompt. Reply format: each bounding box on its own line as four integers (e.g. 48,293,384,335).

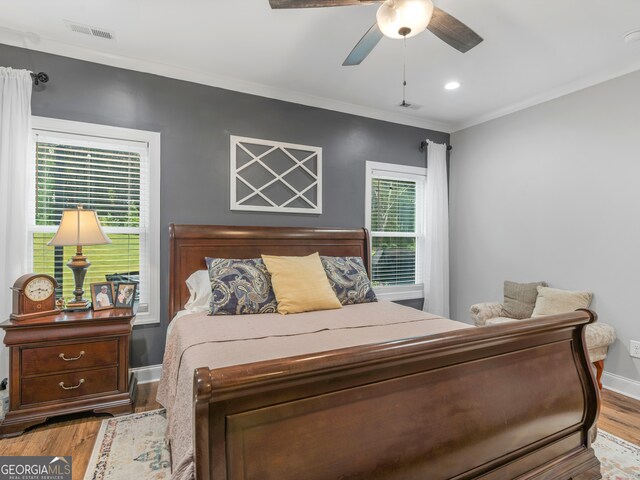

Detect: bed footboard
192,309,601,480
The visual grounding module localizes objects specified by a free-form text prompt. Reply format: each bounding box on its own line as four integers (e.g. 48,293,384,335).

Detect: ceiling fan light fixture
376,0,434,39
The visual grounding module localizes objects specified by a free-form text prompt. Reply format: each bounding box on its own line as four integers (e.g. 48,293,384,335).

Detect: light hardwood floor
599,388,640,445
0,382,161,480
0,384,637,480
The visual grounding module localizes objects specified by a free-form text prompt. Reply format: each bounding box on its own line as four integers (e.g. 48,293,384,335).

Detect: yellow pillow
262,252,342,315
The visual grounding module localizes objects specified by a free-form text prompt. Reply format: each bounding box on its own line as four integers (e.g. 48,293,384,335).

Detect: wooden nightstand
0,308,137,437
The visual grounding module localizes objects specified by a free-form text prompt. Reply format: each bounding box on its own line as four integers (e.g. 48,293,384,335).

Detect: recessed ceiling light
624,29,640,43
445,81,461,90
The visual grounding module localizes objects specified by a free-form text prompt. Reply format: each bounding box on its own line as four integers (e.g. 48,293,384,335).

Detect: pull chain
401,35,408,107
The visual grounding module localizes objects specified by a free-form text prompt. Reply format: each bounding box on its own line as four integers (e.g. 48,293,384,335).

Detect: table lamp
48,205,112,310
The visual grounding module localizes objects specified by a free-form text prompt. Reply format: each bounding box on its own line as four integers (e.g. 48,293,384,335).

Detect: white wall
449,69,640,382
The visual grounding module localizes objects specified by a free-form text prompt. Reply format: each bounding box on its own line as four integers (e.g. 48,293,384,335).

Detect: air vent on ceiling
90,28,114,40
68,23,91,35
65,21,115,40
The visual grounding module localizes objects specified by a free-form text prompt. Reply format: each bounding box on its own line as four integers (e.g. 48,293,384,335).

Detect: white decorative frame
230,135,322,214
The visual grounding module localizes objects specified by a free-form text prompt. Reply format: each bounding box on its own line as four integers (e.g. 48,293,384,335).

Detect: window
365,161,426,301
29,117,160,325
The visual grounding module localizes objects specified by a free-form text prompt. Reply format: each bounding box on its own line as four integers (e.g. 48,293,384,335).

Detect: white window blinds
30,131,151,312
371,178,417,286
367,163,425,291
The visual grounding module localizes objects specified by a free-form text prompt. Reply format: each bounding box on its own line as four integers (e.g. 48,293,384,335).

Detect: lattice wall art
230,135,322,214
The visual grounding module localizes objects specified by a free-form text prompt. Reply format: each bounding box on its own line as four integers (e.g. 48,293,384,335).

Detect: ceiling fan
269,0,483,65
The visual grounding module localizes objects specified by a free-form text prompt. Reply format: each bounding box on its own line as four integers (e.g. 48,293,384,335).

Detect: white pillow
184,270,212,312
531,286,592,317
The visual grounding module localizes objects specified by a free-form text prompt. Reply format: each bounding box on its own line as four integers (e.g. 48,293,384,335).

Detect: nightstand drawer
21,367,118,405
21,340,118,376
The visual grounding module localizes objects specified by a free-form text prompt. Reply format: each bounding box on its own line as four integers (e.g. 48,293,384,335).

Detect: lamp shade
376,0,434,39
48,207,112,246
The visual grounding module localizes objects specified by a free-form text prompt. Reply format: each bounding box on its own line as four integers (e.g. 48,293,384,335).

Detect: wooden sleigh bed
168,224,601,480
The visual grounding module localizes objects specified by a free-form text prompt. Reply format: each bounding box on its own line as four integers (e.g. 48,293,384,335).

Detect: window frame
29,116,161,325
365,161,426,302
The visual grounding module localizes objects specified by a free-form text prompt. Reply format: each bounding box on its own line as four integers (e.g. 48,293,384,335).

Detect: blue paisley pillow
320,256,377,305
205,257,278,315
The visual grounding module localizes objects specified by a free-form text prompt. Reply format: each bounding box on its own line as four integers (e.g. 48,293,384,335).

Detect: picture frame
91,282,115,311
115,282,137,309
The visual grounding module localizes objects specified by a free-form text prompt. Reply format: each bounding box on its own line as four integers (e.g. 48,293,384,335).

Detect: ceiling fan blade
427,7,483,53
343,22,384,66
269,0,376,8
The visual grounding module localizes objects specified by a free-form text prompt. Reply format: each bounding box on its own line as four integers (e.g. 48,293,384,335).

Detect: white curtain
0,68,33,379
423,141,450,317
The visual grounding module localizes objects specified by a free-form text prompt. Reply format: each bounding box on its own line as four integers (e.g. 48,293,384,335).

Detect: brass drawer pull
59,351,85,361
59,379,85,390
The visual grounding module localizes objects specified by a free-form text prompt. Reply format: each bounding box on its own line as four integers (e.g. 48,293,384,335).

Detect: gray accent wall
450,69,640,383
1,44,446,367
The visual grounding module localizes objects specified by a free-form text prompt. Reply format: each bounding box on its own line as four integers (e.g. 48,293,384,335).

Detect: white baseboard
602,372,640,401
130,364,162,384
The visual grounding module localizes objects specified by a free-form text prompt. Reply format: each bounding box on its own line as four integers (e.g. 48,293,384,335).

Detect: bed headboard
169,224,371,320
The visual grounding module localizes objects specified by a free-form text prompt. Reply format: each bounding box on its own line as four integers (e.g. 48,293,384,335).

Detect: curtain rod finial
30,72,49,86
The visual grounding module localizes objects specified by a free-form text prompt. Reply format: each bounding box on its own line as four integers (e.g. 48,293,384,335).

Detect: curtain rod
419,140,452,153
30,72,49,86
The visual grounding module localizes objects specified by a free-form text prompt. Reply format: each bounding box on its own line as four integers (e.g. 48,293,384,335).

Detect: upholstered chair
470,301,616,389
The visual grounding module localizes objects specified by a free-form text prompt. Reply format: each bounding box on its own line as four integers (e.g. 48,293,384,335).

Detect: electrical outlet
631,340,640,359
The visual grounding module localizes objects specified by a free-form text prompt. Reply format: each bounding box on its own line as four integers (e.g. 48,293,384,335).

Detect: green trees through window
33,142,142,301
370,178,418,286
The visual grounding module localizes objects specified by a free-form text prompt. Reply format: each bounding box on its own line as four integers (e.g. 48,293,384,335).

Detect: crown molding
451,60,640,132
0,37,453,133
5,33,639,136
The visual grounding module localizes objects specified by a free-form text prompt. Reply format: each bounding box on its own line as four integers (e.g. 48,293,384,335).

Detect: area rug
85,409,639,480
593,430,640,479
83,409,170,480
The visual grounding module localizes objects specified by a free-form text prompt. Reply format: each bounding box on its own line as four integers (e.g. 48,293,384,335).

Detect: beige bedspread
156,301,471,480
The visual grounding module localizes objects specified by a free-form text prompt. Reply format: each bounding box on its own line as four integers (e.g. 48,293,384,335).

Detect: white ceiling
1,0,639,132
